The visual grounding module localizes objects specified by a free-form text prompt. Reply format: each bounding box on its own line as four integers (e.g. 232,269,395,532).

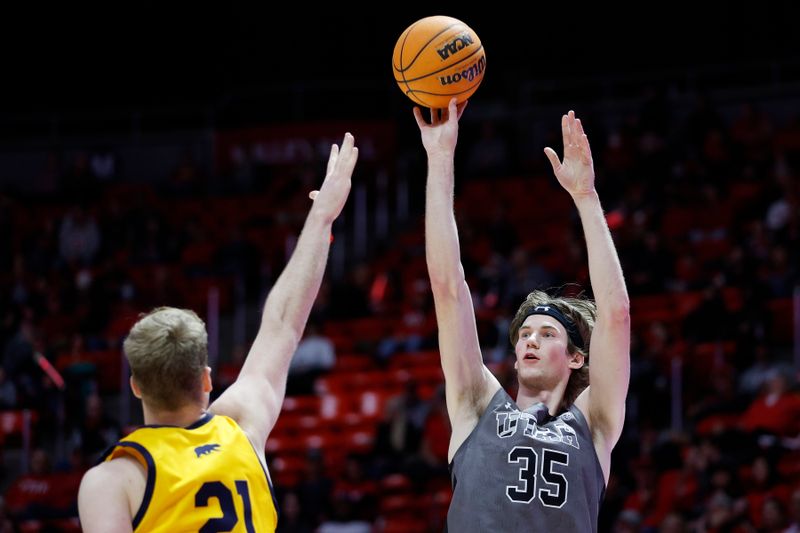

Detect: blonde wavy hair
123,307,208,410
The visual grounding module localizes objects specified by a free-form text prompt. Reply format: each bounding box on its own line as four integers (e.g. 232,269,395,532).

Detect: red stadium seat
282,395,321,416
380,473,413,495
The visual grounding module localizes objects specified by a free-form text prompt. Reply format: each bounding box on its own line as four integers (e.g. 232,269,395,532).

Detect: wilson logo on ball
439,55,486,86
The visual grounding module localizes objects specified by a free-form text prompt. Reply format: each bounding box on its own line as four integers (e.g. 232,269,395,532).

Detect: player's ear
202,366,213,393
130,376,143,399
568,351,585,370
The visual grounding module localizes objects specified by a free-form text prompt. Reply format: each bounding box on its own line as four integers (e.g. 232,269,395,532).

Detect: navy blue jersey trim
246,431,280,522
114,442,156,530
185,412,214,430
97,441,119,465
139,411,214,430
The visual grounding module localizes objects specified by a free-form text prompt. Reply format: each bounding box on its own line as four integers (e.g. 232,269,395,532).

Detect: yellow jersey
103,413,278,532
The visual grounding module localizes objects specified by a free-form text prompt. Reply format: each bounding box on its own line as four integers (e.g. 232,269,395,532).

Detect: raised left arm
545,112,630,451
210,133,358,450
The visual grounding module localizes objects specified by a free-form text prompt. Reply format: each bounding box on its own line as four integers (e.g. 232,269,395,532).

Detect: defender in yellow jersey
103,413,277,532
78,134,359,533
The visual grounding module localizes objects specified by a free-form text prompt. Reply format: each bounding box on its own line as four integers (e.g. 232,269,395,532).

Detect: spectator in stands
740,370,800,437
316,493,371,533
287,319,336,395
2,311,40,406
738,343,794,399
693,490,742,532
642,442,708,527
297,450,334,526
763,245,795,297
628,325,671,430
682,283,729,344
58,205,101,266
68,393,120,463
760,495,788,532
4,448,76,521
376,278,435,362
374,380,427,473
0,367,17,408
329,263,373,319
687,365,749,433
784,486,800,533
624,231,673,295
705,460,744,509
611,508,641,533
331,454,377,523
215,342,247,394
620,458,658,524
416,385,451,489
658,512,688,533
742,454,791,529
275,491,314,533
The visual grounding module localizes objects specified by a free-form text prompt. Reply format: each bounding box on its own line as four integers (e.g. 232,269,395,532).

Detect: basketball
392,15,486,109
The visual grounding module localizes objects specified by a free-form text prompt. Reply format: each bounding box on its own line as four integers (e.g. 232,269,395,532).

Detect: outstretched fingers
413,106,427,129
312,133,357,201
447,98,458,124
326,143,339,177
575,119,592,164
339,133,359,174
543,147,561,174
413,98,463,128
430,106,439,125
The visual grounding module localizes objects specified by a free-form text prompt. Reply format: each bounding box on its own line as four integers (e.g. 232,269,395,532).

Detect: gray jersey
447,388,605,532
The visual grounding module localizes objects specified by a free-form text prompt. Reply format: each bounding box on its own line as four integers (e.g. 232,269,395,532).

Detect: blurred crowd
0,87,799,532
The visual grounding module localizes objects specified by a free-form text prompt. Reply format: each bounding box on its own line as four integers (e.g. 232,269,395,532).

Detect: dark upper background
1,4,798,122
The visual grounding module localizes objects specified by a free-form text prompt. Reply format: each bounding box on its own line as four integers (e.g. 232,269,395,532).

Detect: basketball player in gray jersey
413,100,630,532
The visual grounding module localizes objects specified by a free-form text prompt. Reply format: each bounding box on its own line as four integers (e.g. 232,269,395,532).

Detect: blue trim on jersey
114,442,157,530
248,436,280,522
98,441,120,465
186,412,214,429
139,411,215,430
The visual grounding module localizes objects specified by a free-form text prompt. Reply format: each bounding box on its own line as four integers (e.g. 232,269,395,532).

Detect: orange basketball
392,15,486,109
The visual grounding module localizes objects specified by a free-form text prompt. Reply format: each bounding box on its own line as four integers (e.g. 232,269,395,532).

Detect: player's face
514,314,572,388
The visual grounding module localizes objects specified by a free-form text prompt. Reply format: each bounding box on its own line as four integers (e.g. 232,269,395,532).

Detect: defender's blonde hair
509,290,596,412
123,307,208,410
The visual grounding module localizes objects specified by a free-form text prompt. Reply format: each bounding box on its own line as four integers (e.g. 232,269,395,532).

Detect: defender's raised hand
544,110,596,198
308,133,359,222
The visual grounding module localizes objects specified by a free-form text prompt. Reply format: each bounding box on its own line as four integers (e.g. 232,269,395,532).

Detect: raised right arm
209,134,357,452
414,99,500,458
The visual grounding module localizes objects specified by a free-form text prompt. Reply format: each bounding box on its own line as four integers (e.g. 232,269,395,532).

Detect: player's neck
516,383,565,415
142,402,208,427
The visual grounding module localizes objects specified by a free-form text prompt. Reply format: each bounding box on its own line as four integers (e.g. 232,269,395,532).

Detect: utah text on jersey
494,401,580,449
